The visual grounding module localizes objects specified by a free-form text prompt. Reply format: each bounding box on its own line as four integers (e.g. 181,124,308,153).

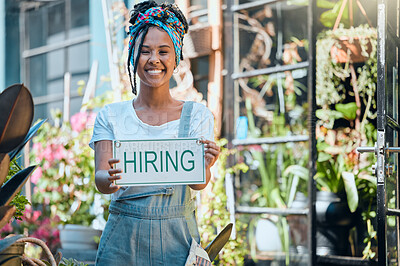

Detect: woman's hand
202,139,220,170
190,139,220,191
105,158,122,193
94,140,122,194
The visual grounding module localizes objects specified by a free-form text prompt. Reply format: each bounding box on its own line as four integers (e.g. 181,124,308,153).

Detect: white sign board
113,138,205,186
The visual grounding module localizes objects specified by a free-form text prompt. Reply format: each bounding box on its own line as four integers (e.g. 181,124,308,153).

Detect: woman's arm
94,140,122,194
189,139,220,190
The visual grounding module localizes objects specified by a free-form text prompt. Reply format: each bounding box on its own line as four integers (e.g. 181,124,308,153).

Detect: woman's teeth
147,70,162,74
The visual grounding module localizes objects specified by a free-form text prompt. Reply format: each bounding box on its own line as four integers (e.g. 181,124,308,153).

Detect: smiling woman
89,1,220,265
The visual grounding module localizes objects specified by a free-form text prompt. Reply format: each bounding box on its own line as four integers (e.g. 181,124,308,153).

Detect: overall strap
178,101,194,138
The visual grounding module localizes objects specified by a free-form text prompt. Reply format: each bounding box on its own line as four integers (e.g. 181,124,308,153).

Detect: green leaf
316,141,330,151
342,171,358,212
316,109,344,121
317,0,336,9
335,102,358,120
317,152,332,162
284,165,309,181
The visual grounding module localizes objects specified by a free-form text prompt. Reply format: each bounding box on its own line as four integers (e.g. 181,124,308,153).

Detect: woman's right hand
94,140,122,194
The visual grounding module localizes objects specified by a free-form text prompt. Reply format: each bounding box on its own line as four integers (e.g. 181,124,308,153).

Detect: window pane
70,96,84,118
47,79,64,97
47,100,63,117
27,8,45,49
34,104,47,123
29,55,47,97
70,0,90,38
47,49,65,80
68,43,89,74
47,2,65,44
70,73,89,94
71,0,89,28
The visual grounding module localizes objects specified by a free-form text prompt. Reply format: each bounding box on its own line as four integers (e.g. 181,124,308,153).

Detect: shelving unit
222,0,386,265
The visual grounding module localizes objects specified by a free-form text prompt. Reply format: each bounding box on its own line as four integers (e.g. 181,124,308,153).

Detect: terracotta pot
330,37,372,63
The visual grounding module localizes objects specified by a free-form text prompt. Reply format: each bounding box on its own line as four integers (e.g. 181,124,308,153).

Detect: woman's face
136,27,176,91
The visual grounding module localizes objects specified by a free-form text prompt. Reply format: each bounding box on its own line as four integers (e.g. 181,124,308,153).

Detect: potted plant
0,84,60,265
30,110,107,251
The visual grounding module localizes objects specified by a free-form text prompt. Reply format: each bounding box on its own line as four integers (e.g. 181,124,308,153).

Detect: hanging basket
183,23,212,59
330,36,373,64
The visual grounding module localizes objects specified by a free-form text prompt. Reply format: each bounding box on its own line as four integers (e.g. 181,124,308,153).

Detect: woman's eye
159,51,168,55
141,50,150,54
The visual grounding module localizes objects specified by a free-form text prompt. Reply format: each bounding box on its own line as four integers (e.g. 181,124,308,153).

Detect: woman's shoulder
98,100,132,114
191,102,213,118
189,102,214,128
104,100,132,110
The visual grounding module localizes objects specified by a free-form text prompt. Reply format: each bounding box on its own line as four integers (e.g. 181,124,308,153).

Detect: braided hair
127,1,189,95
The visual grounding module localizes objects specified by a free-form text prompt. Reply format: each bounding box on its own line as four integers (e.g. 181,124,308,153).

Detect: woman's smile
146,69,163,74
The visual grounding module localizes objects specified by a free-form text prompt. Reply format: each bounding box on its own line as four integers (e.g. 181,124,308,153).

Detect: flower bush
30,110,109,228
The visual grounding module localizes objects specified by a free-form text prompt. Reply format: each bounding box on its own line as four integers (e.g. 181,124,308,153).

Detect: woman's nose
148,52,160,64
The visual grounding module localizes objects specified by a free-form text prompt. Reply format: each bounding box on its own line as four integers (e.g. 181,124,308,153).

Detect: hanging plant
316,24,377,108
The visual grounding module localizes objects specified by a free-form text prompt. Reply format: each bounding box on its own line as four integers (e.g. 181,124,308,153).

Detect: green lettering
166,150,178,172
124,152,136,173
160,150,163,172
139,151,142,172
181,150,195,172
145,151,158,172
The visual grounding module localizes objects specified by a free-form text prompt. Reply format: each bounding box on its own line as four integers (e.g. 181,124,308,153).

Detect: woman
89,1,220,265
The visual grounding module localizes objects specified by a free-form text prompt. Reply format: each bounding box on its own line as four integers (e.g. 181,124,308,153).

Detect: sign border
113,138,205,186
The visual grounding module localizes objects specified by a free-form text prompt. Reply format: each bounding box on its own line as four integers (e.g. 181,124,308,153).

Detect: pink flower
71,112,88,132
32,210,42,221
33,227,50,240
0,222,13,234
33,142,44,161
42,146,54,163
53,144,66,161
30,166,42,184
87,112,96,127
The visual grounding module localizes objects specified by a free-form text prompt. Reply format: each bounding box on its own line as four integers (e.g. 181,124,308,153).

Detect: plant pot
316,191,356,256
59,224,102,250
287,192,308,254
255,218,282,252
0,242,25,266
330,37,372,63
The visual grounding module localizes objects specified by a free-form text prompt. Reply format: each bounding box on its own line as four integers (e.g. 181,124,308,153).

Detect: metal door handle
386,147,400,153
357,142,378,154
357,146,377,153
357,143,400,155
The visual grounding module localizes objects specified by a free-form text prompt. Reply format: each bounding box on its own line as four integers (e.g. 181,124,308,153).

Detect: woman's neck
134,89,176,109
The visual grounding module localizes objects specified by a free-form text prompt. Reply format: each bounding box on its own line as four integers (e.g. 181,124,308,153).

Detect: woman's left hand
201,139,220,169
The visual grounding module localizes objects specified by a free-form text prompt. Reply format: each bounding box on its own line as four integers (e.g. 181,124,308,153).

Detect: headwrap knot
128,7,186,66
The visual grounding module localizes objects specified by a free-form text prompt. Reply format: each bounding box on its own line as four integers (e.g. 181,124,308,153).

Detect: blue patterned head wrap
128,6,186,67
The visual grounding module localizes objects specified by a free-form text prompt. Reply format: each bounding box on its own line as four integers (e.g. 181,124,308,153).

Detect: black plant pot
316,191,357,256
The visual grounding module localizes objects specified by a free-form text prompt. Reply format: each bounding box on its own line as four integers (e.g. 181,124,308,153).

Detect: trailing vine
198,139,249,265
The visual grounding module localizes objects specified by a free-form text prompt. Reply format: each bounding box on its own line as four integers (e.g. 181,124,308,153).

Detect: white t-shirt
89,100,215,199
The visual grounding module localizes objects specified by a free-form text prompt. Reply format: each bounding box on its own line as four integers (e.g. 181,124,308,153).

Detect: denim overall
95,101,201,266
